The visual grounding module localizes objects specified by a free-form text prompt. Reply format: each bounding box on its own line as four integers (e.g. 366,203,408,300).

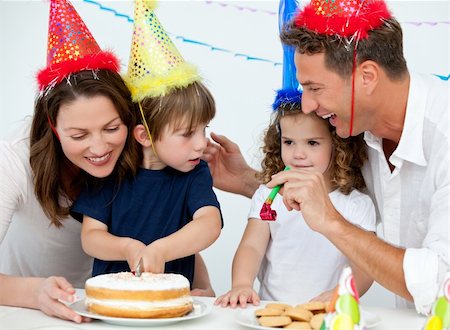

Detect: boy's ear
134,124,152,147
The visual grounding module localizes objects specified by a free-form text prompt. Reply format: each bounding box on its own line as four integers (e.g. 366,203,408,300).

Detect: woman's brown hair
258,105,367,194
30,70,139,226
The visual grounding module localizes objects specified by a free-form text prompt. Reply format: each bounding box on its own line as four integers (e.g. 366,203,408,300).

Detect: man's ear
133,124,152,147
359,60,379,94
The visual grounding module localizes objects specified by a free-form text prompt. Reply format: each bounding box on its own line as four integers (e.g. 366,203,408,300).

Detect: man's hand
202,132,259,198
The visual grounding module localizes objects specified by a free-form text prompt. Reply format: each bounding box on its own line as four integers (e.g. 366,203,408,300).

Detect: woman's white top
0,118,92,288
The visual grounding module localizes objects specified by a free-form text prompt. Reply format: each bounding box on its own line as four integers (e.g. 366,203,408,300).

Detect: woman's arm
0,273,85,323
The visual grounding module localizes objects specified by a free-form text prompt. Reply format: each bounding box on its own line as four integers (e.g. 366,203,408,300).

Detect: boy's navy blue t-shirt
72,160,222,284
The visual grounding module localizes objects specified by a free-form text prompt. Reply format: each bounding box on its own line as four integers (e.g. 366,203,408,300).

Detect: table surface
0,293,427,330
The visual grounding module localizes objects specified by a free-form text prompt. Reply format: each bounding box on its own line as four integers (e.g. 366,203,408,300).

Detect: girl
216,103,375,307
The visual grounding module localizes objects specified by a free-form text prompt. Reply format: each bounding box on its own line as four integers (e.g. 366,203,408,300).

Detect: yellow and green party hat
424,272,450,330
321,266,365,330
124,0,200,101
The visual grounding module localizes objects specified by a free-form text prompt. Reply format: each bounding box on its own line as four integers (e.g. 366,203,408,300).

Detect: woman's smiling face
56,95,128,178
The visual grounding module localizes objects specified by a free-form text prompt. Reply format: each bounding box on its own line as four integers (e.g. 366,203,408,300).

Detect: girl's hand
214,286,260,308
34,276,90,323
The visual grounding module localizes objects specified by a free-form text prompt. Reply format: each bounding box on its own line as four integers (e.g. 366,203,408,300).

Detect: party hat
272,0,302,111
320,266,366,330
424,272,450,330
124,0,200,102
37,0,119,91
294,0,392,40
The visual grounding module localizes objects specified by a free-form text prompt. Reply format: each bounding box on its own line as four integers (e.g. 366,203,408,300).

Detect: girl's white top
249,185,376,303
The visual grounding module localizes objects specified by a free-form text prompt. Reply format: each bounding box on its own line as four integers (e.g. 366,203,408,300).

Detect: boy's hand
125,238,146,271
140,243,166,274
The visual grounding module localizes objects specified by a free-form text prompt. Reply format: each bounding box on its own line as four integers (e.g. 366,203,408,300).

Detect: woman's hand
34,276,90,323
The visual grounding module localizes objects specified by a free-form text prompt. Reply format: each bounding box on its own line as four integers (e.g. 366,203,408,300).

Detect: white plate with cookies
70,289,212,327
234,301,381,330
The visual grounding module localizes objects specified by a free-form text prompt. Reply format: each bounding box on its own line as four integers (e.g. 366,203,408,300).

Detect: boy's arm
144,206,222,266
81,215,145,270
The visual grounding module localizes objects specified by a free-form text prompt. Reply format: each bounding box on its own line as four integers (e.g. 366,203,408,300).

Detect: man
203,0,449,314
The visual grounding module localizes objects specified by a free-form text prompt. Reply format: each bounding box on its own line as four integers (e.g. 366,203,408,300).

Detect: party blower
260,166,290,221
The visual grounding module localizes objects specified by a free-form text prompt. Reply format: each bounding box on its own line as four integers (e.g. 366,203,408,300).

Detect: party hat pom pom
294,0,392,40
320,266,367,330
424,272,450,330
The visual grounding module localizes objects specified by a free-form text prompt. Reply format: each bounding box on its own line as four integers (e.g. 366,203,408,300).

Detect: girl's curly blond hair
258,104,367,195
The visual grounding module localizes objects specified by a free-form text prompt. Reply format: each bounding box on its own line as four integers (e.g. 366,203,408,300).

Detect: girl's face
56,95,128,178
280,113,333,176
154,119,209,173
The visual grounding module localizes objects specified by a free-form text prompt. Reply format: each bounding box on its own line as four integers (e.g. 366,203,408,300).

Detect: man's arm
329,218,412,300
270,169,413,300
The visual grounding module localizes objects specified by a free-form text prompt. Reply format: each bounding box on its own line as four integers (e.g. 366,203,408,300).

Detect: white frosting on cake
86,272,190,291
85,296,193,310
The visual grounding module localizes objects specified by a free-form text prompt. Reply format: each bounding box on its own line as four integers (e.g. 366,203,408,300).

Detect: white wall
0,0,449,307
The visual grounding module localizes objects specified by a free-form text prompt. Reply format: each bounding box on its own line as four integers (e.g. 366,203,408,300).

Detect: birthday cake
84,272,193,318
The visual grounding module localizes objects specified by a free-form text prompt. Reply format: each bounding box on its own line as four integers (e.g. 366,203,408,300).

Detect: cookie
284,321,312,329
296,301,326,312
255,308,284,317
258,316,292,327
266,302,292,311
310,313,326,330
283,308,314,322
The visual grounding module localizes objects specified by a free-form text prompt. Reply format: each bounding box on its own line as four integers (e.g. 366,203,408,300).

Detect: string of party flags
205,0,450,27
82,0,449,81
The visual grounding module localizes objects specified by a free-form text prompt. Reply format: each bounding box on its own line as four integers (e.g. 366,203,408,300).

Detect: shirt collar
364,73,428,167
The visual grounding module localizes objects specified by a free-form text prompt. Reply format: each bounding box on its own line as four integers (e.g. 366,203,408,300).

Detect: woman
0,0,213,323
0,67,137,322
